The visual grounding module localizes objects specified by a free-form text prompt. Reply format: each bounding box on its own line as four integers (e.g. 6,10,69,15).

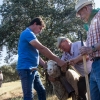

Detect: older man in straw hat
75,0,100,100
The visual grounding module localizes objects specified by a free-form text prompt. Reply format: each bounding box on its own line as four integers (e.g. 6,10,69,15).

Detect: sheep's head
47,60,61,78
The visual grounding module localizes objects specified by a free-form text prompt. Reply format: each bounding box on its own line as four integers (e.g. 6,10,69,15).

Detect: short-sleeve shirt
17,28,39,69
86,10,100,59
61,41,92,76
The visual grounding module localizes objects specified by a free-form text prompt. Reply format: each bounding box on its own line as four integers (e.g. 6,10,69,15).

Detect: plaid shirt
86,10,100,59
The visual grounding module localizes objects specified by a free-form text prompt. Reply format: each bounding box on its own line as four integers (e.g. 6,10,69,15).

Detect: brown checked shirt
86,10,100,59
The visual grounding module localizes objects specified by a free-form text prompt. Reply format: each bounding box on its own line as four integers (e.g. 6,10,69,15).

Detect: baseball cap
56,37,66,48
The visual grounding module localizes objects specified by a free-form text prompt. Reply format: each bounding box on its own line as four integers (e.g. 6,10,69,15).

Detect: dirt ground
0,80,71,100
0,81,23,100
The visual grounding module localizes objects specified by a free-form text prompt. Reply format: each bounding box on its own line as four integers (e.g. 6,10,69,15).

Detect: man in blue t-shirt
17,17,66,100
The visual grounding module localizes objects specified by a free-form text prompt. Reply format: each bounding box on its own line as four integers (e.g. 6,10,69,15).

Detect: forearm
30,40,65,67
39,57,45,67
39,46,60,62
70,55,89,64
72,55,83,64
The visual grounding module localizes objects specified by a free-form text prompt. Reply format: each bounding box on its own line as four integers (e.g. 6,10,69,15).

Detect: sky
94,0,99,8
0,0,2,5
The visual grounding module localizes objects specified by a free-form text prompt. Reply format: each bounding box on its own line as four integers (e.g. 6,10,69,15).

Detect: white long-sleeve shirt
61,41,92,76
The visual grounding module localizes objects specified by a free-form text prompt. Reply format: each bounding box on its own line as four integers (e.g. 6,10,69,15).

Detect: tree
0,0,86,58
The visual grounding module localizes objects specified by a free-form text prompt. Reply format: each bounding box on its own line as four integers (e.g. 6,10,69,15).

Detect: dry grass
0,81,23,100
0,80,71,100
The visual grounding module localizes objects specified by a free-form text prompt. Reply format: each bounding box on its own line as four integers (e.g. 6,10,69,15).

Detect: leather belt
92,57,100,61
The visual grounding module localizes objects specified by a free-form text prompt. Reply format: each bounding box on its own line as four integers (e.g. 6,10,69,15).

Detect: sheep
47,60,80,100
0,70,3,87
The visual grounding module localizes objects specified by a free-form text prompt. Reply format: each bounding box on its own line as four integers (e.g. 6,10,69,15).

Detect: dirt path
0,80,23,100
0,81,71,100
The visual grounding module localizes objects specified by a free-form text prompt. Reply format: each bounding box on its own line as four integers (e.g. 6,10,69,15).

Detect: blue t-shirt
17,28,39,69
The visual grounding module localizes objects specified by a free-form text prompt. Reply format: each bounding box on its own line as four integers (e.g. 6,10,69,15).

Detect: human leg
34,71,46,100
90,60,100,100
77,76,87,100
17,69,35,100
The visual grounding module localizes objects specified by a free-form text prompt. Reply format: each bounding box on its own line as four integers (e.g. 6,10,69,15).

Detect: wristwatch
91,45,97,52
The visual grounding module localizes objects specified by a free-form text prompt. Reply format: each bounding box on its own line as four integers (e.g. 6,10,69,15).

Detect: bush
0,62,19,82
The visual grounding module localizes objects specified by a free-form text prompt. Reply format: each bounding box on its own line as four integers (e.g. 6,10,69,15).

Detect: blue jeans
90,59,100,100
17,69,46,100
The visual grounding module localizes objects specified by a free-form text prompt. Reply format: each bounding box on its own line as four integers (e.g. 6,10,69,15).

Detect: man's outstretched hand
61,61,70,72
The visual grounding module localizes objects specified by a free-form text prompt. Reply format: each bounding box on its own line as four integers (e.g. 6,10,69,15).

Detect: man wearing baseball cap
57,37,92,100
75,0,100,100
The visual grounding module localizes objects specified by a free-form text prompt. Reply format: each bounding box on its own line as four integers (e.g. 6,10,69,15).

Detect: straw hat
75,0,94,13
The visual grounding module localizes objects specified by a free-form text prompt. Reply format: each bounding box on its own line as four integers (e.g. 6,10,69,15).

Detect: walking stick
78,31,91,100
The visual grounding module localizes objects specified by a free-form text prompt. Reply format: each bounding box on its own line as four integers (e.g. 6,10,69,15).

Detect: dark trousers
17,70,46,100
77,76,89,100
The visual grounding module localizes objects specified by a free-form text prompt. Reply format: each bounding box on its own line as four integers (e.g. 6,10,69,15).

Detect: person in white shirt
0,70,3,87
57,37,92,100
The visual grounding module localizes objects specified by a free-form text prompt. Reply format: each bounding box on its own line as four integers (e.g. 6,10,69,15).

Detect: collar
88,8,100,24
83,8,100,31
70,43,74,55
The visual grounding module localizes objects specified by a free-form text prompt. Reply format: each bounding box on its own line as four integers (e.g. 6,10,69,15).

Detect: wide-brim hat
75,0,93,14
56,37,66,48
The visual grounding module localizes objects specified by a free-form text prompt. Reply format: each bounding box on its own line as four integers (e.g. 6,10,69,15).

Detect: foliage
0,0,86,59
0,62,19,82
